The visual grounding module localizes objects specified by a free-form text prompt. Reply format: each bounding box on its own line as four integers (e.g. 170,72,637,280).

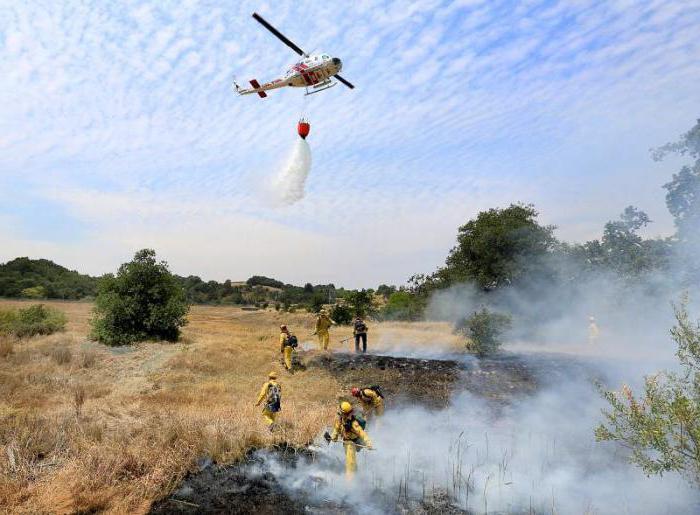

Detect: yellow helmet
268,371,278,379
340,401,353,414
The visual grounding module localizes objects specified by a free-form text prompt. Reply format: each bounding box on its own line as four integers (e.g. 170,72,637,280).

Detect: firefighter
588,316,600,345
255,371,282,430
353,316,368,353
327,401,373,478
315,310,335,351
279,325,297,372
351,385,384,418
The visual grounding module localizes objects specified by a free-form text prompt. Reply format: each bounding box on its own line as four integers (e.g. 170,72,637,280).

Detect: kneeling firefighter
255,371,282,430
325,401,373,478
279,325,298,372
351,385,384,419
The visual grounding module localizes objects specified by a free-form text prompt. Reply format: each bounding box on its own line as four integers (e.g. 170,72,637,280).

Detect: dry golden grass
0,300,455,514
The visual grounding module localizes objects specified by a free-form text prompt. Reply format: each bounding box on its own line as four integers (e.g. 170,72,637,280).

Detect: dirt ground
0,300,464,514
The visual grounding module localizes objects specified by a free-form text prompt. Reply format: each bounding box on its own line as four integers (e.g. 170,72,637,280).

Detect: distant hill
0,257,98,299
0,257,345,308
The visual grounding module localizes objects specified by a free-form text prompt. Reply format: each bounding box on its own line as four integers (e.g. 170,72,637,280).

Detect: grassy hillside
0,258,98,300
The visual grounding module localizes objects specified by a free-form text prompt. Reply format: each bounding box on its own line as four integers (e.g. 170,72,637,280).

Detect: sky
1,0,699,288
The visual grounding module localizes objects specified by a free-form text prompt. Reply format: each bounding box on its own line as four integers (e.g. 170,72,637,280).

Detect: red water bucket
297,120,310,139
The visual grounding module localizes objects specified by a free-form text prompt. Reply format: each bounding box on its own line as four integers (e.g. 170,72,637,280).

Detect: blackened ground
306,351,595,407
149,446,338,515
150,351,599,514
306,352,463,407
149,447,470,515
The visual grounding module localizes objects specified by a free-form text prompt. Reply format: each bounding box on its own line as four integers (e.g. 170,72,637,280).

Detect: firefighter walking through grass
255,371,282,430
326,401,373,478
279,325,297,372
351,385,384,419
315,310,335,351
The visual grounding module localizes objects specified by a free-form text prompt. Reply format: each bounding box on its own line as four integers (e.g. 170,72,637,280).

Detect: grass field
0,300,460,514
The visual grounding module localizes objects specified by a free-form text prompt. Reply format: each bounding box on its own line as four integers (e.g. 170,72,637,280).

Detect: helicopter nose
332,57,342,70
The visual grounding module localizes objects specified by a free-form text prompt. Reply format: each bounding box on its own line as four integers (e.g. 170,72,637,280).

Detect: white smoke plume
270,138,312,205
245,265,700,513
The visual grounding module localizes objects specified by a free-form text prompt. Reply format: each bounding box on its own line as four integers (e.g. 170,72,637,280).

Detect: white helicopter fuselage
235,53,343,97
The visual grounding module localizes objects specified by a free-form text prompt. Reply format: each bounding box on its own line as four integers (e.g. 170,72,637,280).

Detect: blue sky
1,0,699,287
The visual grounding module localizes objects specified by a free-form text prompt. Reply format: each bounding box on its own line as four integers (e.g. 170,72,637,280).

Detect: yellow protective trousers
318,331,330,350
262,408,277,427
343,441,358,478
283,346,293,370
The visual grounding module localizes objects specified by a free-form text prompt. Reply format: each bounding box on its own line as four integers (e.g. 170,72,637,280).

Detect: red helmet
351,387,361,397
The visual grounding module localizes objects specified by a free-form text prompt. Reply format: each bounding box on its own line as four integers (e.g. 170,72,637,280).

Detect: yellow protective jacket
331,415,372,446
315,315,334,333
256,380,281,406
279,332,289,352
359,388,383,409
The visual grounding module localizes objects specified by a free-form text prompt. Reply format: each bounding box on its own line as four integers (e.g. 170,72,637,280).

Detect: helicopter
233,12,355,98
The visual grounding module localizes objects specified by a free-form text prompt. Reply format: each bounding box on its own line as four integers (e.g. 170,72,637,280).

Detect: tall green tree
653,118,700,284
436,203,557,290
345,289,375,318
91,249,189,345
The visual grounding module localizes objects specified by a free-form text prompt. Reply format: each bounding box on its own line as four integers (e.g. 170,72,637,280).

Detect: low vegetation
0,304,67,338
455,308,512,357
596,297,700,484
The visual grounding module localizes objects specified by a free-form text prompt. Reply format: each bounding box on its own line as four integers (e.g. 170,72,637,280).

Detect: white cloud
1,0,699,285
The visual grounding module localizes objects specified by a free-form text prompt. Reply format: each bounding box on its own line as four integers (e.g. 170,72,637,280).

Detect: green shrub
380,291,424,321
309,294,325,313
0,309,17,334
90,249,189,346
344,290,376,318
596,297,700,483
455,308,511,357
330,304,353,325
0,304,67,338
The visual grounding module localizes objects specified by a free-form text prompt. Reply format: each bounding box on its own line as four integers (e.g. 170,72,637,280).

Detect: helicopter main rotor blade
252,12,307,57
335,74,355,89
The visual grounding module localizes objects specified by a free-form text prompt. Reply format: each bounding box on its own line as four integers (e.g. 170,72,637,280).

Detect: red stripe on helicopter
249,79,267,98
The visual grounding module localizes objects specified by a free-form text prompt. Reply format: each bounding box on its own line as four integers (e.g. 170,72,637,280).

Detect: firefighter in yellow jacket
315,310,335,351
351,386,384,418
327,401,373,478
255,371,282,430
279,325,296,372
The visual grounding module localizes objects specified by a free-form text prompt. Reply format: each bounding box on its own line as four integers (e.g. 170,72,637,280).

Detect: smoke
270,138,312,205
244,258,700,512
250,353,697,514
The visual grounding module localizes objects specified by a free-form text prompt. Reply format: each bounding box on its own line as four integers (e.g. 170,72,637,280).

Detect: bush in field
330,304,353,325
310,293,325,313
0,309,16,335
344,289,375,318
455,308,511,357
596,297,700,484
90,249,189,345
380,290,424,321
0,304,67,338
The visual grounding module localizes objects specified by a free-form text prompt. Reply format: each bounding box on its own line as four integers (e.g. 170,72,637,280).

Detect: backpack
354,321,367,333
343,413,366,433
266,382,281,412
367,385,384,398
286,334,298,348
